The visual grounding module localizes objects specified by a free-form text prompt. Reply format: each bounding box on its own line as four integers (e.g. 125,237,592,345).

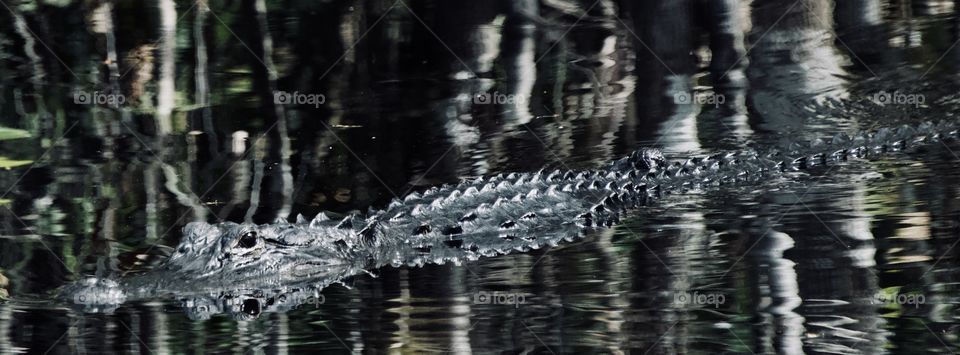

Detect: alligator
64,120,960,319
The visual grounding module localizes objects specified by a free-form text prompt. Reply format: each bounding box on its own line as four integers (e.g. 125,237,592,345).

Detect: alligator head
158,221,364,285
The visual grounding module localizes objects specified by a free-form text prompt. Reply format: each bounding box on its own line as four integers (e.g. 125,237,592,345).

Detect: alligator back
346,120,959,270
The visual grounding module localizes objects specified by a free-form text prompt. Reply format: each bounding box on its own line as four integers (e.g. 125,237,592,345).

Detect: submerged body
65,121,959,319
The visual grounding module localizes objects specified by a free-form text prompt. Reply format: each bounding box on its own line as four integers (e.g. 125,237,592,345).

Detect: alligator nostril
241,299,261,316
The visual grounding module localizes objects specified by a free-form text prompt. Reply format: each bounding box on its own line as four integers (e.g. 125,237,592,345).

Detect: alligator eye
238,231,258,248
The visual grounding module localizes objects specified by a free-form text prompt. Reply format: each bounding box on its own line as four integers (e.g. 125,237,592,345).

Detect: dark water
2,0,960,353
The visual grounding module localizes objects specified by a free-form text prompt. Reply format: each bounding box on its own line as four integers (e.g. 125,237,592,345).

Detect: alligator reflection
181,288,327,321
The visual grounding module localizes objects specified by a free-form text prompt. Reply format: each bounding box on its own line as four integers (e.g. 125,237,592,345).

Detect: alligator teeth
273,216,289,225
296,214,308,224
